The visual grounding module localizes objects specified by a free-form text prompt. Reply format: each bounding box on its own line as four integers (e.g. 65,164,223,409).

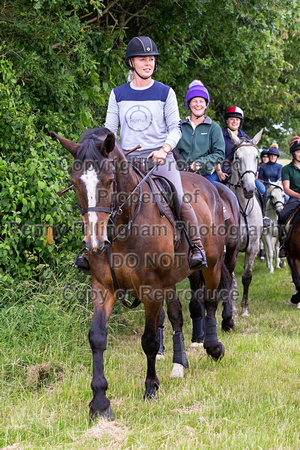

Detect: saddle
130,161,182,249
146,174,182,250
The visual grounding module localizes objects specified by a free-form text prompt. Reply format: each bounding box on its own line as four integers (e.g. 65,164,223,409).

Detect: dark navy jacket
221,127,249,175
258,161,282,183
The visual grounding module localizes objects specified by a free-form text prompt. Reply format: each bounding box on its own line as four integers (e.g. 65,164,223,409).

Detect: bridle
267,184,285,213
227,140,259,252
75,158,160,308
227,141,259,189
78,158,117,221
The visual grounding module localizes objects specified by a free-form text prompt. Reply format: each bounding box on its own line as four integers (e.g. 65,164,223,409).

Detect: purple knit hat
186,80,210,109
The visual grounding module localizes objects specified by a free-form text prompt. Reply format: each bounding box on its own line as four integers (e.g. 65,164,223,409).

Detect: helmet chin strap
191,109,207,120
134,68,153,80
129,58,156,80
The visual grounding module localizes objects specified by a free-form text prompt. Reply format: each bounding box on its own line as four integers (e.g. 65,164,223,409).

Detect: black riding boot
180,202,208,270
278,223,287,258
257,190,271,228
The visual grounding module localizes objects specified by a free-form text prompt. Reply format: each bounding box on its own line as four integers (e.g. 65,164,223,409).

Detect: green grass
0,255,299,449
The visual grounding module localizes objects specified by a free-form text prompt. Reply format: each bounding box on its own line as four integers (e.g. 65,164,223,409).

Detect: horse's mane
77,127,112,162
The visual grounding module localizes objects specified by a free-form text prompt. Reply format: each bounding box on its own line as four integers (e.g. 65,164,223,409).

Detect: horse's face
51,128,117,253
71,157,115,253
268,183,285,214
233,145,258,199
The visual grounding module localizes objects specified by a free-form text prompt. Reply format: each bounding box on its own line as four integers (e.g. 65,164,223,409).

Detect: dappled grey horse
261,181,286,273
227,129,264,316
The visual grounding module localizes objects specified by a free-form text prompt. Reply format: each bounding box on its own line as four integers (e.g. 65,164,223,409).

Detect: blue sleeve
258,165,264,180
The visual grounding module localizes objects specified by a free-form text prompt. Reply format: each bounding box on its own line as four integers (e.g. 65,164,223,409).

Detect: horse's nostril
82,239,86,247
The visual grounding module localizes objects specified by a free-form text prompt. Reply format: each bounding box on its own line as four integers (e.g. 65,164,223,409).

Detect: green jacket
177,116,225,175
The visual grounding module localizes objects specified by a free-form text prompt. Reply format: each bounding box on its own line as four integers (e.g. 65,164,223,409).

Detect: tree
1,0,299,281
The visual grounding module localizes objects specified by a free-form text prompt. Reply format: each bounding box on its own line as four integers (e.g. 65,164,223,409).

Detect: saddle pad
285,204,300,231
221,198,231,222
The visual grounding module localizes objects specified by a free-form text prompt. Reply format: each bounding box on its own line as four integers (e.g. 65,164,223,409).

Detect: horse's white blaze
81,168,107,250
170,363,185,378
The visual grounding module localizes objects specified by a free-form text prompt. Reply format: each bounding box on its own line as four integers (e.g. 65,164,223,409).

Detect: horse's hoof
89,405,114,422
206,342,225,361
222,319,235,332
280,261,286,268
297,303,300,310
241,309,249,317
291,292,300,304
143,390,157,401
170,363,185,379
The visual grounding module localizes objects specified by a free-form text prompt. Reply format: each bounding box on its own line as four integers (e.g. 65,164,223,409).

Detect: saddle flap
152,176,181,219
286,204,300,231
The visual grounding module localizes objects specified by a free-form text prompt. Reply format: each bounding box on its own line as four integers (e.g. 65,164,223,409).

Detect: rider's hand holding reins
217,171,228,181
149,143,172,164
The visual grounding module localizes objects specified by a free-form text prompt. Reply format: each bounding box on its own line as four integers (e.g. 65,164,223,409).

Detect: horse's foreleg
241,251,256,316
164,288,188,379
219,258,236,332
288,256,300,305
188,272,205,347
274,238,281,270
203,292,225,361
142,299,161,400
262,234,273,273
89,282,116,421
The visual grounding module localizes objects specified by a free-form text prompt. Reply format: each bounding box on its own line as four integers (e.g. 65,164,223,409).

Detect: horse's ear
227,129,241,146
102,132,115,155
50,131,80,157
252,128,264,146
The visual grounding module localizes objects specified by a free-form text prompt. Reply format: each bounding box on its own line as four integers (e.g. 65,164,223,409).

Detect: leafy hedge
0,40,110,284
0,136,83,284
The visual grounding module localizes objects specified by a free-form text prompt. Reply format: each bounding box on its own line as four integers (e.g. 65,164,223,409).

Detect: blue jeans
255,179,265,194
202,174,217,189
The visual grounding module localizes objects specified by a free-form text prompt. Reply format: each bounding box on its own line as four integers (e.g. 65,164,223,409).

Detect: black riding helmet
125,37,159,76
260,149,269,159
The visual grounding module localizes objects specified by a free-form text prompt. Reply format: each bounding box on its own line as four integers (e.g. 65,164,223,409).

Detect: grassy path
0,254,299,449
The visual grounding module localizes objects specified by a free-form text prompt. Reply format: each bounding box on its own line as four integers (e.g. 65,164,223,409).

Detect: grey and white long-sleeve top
104,80,182,152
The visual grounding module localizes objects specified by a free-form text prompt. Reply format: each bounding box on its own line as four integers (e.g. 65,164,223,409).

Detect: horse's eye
106,179,114,188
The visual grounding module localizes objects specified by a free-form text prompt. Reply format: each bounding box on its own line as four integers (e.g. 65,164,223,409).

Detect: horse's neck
113,149,137,193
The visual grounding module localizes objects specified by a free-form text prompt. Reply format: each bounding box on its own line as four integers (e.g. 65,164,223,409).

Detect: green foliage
1,0,300,281
0,136,81,283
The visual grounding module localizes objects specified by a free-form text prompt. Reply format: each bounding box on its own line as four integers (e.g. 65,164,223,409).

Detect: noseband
232,141,258,187
79,158,117,218
269,185,285,211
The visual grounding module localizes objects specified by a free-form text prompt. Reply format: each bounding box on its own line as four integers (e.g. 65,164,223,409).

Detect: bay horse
227,129,264,316
187,181,241,350
51,127,226,420
261,181,286,273
286,211,300,310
